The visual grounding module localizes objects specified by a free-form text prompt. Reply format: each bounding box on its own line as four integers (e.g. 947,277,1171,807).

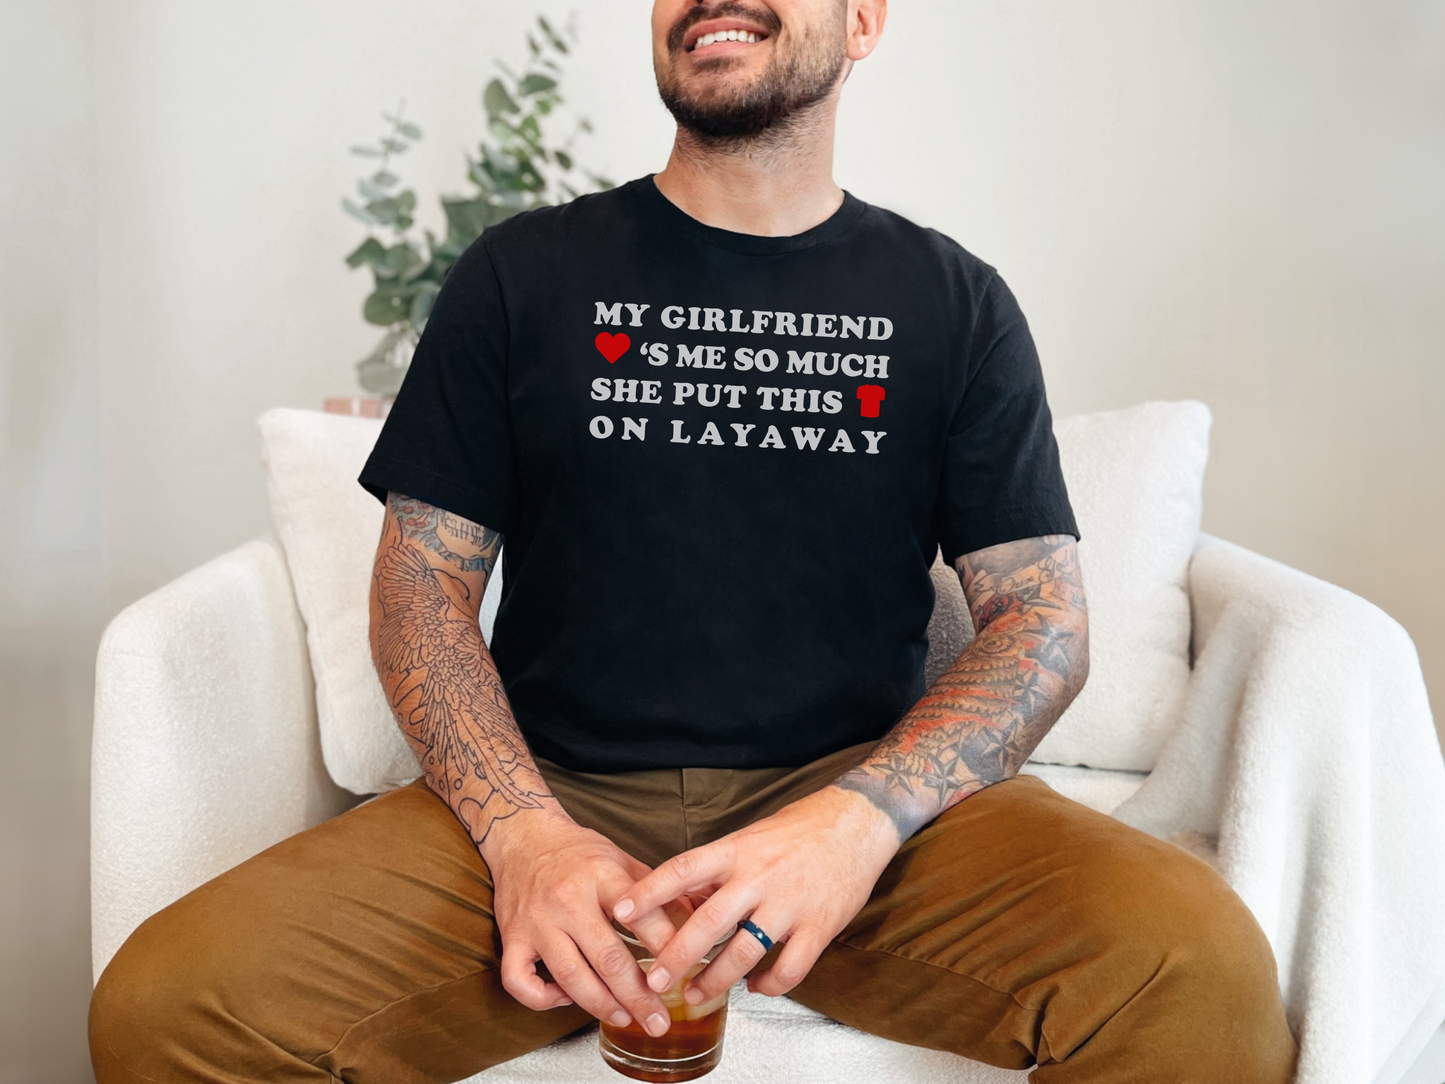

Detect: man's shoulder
479,181,637,251
852,198,1000,289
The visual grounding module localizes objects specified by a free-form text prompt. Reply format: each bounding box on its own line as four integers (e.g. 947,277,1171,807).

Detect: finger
536,933,632,1027
614,844,732,927
573,919,673,1038
684,909,783,1005
499,938,575,1011
597,867,678,958
625,904,683,958
647,884,757,996
748,928,828,997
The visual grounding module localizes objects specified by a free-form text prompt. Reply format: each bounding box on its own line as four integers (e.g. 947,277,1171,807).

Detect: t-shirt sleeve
357,236,519,535
937,273,1079,564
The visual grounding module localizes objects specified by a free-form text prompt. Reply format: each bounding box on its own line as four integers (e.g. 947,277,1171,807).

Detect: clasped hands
490,785,900,1037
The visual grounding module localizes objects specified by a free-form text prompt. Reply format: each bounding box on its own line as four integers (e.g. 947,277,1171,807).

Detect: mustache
666,1,783,54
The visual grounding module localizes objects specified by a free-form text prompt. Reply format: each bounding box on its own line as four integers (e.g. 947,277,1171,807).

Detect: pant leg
89,780,591,1084
787,774,1299,1084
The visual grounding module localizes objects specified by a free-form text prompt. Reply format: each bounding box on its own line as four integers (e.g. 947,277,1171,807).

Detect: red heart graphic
595,331,630,363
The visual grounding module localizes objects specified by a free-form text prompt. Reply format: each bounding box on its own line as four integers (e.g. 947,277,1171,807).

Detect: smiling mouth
686,26,771,57
692,28,763,49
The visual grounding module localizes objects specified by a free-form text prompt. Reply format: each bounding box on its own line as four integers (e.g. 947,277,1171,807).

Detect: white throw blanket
1116,537,1445,1084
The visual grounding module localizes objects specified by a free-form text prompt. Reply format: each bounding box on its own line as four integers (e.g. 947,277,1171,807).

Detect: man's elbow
367,583,387,679
1064,609,1090,703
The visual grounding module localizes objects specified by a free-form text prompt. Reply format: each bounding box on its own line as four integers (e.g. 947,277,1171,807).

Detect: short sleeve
937,274,1079,564
357,237,519,535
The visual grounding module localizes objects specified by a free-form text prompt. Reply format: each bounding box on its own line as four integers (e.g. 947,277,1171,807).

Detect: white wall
842,1,1445,720
90,1,673,608
0,6,100,1081
0,0,103,642
85,0,1444,738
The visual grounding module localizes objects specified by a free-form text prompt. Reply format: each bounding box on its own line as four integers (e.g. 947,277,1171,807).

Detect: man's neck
652,98,845,238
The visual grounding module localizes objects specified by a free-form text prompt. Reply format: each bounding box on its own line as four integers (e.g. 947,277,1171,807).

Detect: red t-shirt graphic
857,384,885,418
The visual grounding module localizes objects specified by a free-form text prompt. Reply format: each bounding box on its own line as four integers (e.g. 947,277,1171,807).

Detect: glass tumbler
599,927,734,1082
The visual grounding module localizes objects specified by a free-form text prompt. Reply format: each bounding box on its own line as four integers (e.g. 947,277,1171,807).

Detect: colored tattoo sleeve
369,492,561,849
834,534,1090,843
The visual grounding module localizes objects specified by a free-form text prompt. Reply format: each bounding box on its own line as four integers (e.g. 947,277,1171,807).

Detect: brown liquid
600,1004,726,1082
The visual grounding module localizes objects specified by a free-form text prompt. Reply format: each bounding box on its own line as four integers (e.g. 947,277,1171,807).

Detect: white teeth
694,29,761,49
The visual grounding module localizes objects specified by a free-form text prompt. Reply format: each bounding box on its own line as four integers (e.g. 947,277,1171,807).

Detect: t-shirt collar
629,173,868,256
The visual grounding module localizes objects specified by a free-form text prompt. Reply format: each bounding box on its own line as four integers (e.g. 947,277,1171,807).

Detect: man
90,2,1298,1081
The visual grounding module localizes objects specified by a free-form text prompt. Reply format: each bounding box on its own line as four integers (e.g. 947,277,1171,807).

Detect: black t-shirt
359,176,1077,773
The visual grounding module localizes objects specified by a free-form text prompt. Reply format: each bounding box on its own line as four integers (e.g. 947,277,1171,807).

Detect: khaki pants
89,743,1297,1083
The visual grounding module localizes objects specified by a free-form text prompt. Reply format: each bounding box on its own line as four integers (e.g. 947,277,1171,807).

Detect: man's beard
656,2,848,143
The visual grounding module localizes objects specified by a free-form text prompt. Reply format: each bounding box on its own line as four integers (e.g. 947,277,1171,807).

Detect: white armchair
92,406,1445,1084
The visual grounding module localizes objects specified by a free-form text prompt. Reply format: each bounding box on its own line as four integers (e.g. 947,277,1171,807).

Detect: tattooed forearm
389,492,502,574
835,535,1089,843
370,493,559,850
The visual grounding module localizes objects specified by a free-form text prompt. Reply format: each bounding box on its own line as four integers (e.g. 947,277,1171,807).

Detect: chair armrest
91,536,356,982
1115,534,1445,1083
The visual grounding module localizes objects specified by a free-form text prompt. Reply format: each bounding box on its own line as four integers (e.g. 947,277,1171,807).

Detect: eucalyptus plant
344,15,611,395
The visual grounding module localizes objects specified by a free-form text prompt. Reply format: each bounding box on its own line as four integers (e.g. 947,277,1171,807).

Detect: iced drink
600,954,730,1081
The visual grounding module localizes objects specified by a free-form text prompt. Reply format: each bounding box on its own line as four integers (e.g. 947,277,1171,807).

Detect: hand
612,786,900,1014
485,812,683,1036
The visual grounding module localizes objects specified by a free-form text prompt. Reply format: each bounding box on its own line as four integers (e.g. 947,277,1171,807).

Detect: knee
1133,846,1282,998
1083,844,1297,1076
89,906,224,1082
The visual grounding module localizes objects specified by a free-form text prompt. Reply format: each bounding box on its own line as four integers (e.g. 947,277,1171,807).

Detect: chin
677,53,762,86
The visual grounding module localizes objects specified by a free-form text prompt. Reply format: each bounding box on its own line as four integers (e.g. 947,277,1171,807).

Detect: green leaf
432,235,467,262
519,114,541,144
441,196,495,246
380,137,409,154
398,190,417,213
468,159,497,192
355,326,415,395
371,169,399,188
518,73,558,96
397,121,422,139
482,142,522,181
517,157,545,192
363,284,417,326
537,15,569,53
345,237,387,268
484,78,520,117
358,178,388,201
555,149,573,170
342,197,380,225
365,197,401,226
380,242,424,280
409,281,441,327
489,117,518,144
350,145,382,157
